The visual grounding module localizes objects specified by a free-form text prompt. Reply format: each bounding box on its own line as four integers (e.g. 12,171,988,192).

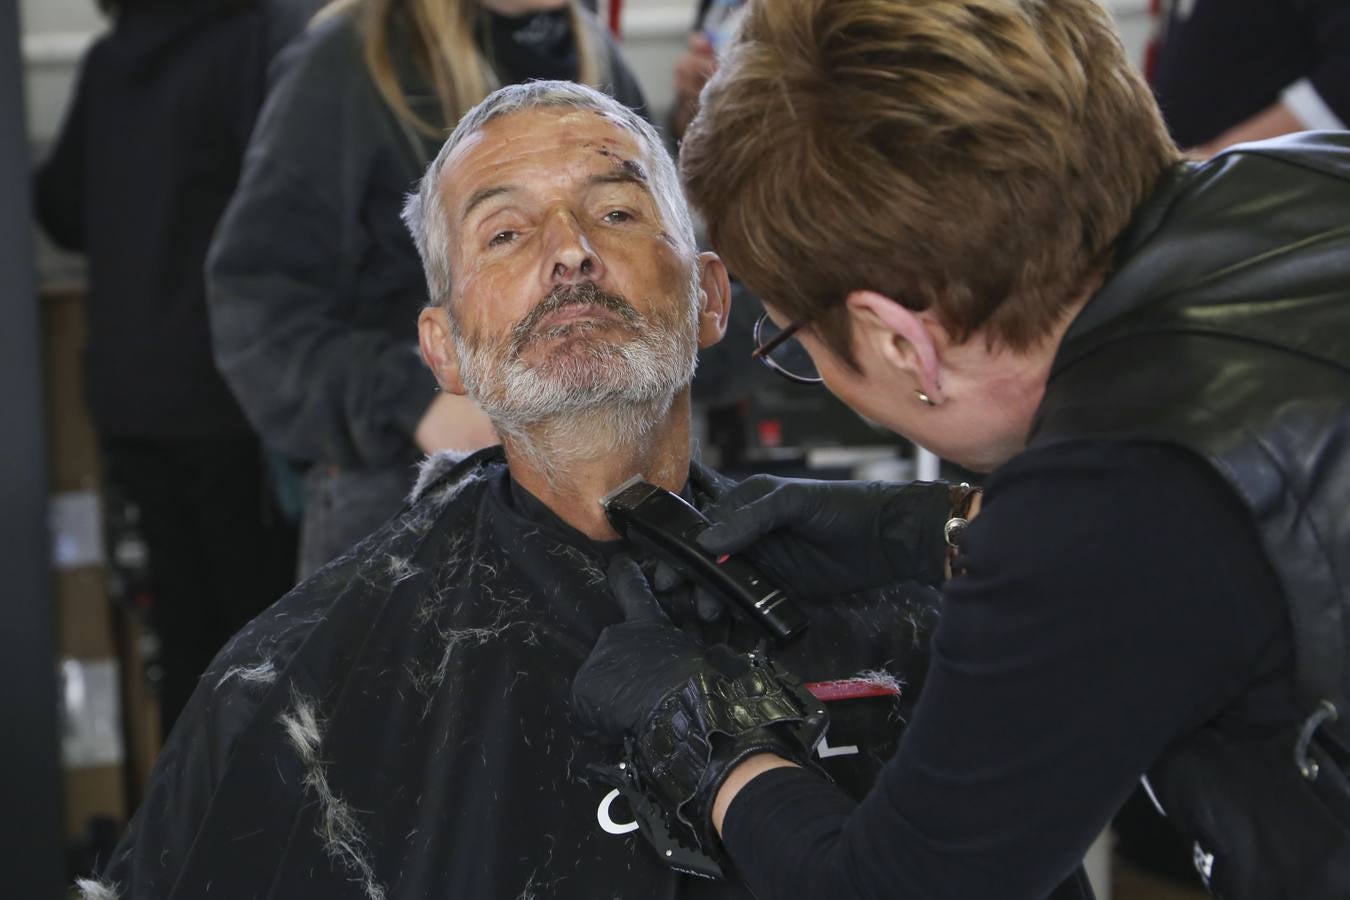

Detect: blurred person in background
669,0,742,142
665,0,780,413
1150,0,1350,157
34,0,307,738
206,0,647,578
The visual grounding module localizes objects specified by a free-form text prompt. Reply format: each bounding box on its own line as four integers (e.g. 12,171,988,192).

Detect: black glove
654,475,952,621
573,556,828,852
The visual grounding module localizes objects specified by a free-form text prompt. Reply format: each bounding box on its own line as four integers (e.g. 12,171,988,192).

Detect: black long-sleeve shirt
1151,0,1350,147
723,441,1295,899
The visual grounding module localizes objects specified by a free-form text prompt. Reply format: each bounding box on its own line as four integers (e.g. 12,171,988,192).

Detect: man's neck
502,392,693,540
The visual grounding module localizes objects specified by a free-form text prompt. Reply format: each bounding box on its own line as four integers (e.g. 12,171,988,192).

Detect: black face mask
484,7,579,84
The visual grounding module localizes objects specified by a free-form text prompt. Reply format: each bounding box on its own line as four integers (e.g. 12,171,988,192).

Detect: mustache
509,283,642,353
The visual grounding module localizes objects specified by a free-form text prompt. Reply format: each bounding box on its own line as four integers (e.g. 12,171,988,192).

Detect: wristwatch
944,481,983,553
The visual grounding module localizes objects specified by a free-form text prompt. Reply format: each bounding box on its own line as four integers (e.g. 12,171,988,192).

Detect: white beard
453,280,700,480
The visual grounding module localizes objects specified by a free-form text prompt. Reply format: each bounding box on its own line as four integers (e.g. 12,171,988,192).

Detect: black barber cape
94,448,937,899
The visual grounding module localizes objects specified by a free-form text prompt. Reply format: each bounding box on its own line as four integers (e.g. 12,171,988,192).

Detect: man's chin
489,363,678,419
524,333,694,404
518,336,635,380
528,365,636,400
520,327,627,360
462,325,695,428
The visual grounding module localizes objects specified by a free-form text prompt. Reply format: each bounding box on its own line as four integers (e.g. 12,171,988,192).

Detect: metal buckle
1294,699,1339,780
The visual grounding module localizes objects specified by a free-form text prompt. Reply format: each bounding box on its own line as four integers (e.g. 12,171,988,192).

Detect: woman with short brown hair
572,2,1350,897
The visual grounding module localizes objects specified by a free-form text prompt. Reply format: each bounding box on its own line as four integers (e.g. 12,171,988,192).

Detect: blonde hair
319,0,603,137
681,0,1181,364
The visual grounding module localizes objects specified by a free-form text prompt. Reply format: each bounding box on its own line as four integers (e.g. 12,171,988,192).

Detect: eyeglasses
752,312,822,385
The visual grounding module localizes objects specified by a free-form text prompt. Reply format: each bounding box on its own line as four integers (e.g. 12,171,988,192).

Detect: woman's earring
914,389,937,407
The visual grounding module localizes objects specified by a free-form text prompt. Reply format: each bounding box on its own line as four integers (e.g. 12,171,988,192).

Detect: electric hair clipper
600,476,807,643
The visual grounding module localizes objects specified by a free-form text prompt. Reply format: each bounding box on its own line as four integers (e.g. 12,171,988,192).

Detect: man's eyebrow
462,185,515,221
587,169,652,194
461,169,651,221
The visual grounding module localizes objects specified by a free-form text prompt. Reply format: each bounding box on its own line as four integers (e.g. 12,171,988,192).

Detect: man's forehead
441,107,648,196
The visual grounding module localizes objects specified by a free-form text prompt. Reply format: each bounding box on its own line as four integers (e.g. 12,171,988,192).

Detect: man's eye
602,210,633,224
489,230,518,247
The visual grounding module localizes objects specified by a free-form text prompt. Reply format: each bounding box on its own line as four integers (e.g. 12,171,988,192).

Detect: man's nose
543,210,605,285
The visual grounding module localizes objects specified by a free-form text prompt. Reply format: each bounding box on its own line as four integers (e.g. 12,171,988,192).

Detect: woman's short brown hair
681,0,1180,365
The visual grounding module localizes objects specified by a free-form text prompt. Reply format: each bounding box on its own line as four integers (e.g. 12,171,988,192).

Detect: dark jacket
1031,132,1350,897
1151,0,1350,147
32,0,304,438
90,449,939,898
206,8,647,470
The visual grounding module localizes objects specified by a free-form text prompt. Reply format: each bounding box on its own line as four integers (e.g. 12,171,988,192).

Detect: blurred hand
675,32,718,101
414,392,498,454
671,32,718,139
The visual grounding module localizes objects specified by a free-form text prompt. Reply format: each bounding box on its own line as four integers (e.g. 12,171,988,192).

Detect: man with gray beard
79,81,946,900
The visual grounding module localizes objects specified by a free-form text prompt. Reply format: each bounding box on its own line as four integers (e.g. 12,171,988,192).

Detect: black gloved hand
573,556,828,851
654,475,953,621
573,555,712,741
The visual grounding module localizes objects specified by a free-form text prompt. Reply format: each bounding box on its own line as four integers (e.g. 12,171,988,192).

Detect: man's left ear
845,290,945,401
695,252,731,348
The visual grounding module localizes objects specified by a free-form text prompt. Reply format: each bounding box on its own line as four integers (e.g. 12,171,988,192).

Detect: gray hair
402,80,697,308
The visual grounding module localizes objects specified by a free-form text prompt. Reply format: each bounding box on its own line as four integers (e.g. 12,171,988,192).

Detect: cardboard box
55,567,114,661
56,572,127,837
63,766,127,839
119,612,162,801
54,564,161,811
60,658,123,768
50,490,103,570
40,284,100,494
41,285,128,834
58,656,127,836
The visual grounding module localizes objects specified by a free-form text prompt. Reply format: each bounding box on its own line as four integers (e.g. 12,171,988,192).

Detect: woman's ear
844,290,944,401
417,305,467,395
695,252,732,348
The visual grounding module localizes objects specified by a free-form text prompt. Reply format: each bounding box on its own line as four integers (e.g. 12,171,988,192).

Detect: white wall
20,0,105,145
612,0,699,120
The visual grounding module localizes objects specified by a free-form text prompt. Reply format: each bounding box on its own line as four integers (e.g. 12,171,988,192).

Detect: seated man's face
433,107,706,426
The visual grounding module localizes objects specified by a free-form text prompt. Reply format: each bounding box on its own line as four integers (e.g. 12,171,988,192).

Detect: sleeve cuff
880,482,953,586
1281,78,1347,132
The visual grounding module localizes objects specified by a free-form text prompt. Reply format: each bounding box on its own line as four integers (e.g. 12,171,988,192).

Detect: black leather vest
1029,133,1350,898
